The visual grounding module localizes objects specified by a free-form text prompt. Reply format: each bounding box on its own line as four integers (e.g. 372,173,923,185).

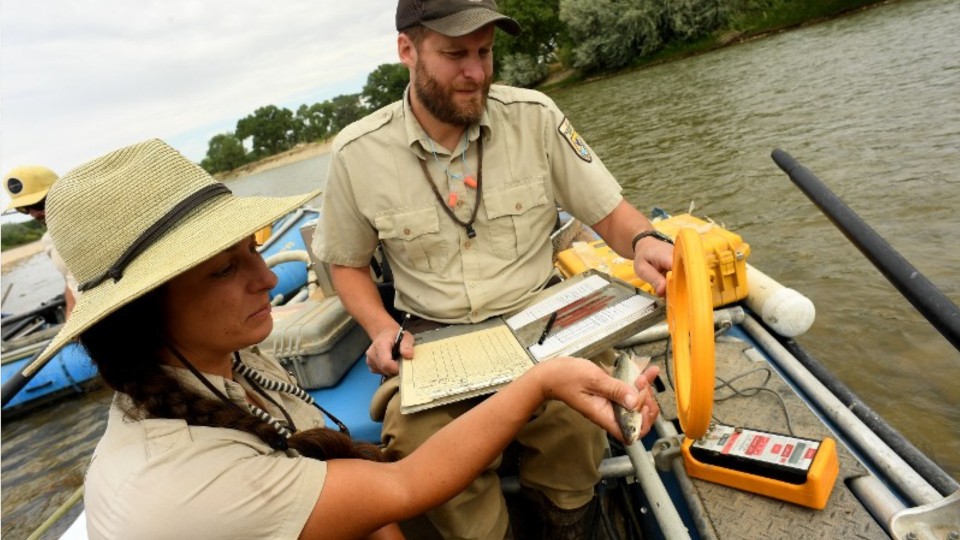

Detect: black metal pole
1,296,65,339
1,352,40,407
777,331,959,498
771,149,960,353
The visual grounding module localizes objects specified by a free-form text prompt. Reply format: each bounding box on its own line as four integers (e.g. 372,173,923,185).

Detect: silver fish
612,353,651,445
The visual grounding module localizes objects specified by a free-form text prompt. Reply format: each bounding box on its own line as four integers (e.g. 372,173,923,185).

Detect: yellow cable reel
666,227,715,439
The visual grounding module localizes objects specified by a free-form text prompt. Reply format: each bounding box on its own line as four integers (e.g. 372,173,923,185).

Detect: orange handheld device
666,228,839,510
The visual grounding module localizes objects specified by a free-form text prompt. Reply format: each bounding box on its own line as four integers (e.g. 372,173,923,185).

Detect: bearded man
313,1,672,538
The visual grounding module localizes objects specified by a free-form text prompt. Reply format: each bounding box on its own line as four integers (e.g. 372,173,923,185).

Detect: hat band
78,183,232,292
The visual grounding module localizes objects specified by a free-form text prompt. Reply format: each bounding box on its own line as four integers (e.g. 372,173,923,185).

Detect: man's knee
381,393,488,460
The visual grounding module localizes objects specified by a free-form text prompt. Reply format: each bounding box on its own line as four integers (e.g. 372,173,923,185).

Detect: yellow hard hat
4,165,58,211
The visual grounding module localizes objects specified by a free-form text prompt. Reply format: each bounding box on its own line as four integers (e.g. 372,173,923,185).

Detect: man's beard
414,61,490,126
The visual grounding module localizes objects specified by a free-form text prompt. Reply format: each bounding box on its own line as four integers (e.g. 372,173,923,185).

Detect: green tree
560,0,663,72
296,102,334,142
235,105,297,158
500,52,551,88
1,220,45,251
664,0,727,41
496,0,565,74
200,132,249,174
362,63,409,111
559,0,728,73
327,94,367,133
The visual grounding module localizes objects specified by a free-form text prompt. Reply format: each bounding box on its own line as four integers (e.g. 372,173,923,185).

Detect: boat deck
627,329,888,539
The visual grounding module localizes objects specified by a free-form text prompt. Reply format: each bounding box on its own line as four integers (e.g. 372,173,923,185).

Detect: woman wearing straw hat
33,139,661,539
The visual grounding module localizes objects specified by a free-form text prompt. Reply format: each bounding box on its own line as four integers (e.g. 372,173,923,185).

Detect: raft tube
259,209,319,301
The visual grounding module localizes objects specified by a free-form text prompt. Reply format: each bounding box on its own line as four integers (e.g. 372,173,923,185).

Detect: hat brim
423,8,521,37
4,190,47,211
26,189,321,375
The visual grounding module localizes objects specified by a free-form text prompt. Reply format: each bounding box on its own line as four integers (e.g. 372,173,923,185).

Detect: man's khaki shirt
42,231,80,298
84,349,326,539
315,85,623,323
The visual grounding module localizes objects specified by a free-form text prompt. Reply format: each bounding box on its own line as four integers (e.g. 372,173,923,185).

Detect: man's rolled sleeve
544,107,623,226
313,151,379,267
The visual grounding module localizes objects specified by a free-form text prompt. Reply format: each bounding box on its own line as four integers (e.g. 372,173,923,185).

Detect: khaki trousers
371,375,607,540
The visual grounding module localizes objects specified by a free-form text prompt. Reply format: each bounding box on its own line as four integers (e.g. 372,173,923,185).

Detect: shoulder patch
558,117,593,163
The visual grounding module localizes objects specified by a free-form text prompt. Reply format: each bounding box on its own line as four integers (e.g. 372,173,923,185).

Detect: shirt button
515,202,523,211
471,310,479,317
456,200,465,208
403,227,411,236
464,240,472,249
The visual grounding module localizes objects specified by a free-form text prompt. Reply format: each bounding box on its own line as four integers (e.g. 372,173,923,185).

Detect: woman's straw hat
27,139,320,374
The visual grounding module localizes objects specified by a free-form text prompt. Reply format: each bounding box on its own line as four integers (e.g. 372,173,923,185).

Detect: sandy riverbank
215,139,334,182
1,240,45,272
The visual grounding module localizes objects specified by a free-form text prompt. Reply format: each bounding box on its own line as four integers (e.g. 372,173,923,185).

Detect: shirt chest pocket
375,205,450,274
482,177,551,260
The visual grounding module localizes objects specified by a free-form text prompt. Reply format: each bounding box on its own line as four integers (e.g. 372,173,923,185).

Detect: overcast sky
1,1,401,214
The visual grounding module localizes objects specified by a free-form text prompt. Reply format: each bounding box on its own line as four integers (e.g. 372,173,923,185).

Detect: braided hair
80,288,382,462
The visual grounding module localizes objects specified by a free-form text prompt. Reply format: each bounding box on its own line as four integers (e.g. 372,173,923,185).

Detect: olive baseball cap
396,0,521,37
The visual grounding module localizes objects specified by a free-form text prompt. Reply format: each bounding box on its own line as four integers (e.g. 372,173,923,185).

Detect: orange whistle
464,176,477,189
447,192,458,207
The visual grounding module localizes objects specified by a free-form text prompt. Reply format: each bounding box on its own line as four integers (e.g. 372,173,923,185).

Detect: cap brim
4,191,46,211
26,188,321,376
422,8,521,37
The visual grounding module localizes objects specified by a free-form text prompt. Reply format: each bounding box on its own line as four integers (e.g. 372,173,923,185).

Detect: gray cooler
262,295,371,389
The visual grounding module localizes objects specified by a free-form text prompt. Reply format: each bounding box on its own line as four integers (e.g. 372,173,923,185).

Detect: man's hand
589,201,674,296
365,326,415,377
633,237,673,296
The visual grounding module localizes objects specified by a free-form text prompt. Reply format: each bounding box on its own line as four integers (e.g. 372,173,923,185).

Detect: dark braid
80,289,381,461
289,429,383,462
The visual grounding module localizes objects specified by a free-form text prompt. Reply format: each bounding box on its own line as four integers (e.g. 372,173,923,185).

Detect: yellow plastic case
554,214,750,307
555,240,656,294
680,432,840,510
668,228,839,510
255,224,273,245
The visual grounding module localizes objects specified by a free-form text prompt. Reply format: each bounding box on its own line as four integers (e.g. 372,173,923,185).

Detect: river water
549,0,960,478
2,0,958,536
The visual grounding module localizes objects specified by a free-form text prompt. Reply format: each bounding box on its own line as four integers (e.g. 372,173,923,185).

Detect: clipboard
399,270,665,414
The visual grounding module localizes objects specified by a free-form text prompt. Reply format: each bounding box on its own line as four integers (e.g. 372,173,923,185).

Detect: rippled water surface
547,0,960,477
3,0,958,536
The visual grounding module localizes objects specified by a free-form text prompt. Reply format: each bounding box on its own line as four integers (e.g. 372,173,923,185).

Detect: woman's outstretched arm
300,357,660,540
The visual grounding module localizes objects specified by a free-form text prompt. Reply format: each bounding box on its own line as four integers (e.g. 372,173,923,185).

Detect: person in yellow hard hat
4,165,79,317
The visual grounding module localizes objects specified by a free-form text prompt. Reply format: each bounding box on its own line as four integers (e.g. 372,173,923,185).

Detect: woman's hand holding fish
529,357,660,444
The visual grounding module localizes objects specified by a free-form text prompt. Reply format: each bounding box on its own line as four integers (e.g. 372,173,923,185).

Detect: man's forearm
591,200,654,258
64,288,76,319
329,264,397,339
